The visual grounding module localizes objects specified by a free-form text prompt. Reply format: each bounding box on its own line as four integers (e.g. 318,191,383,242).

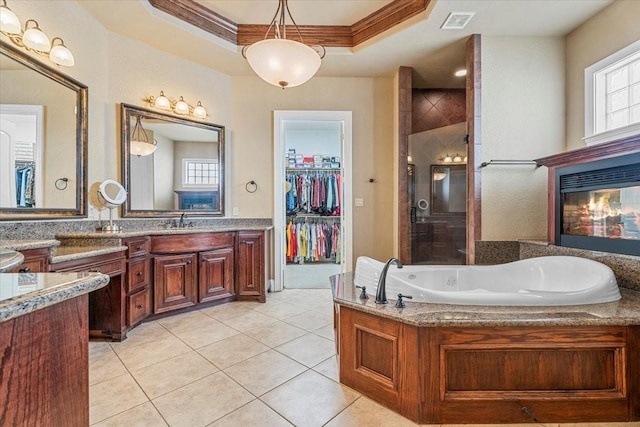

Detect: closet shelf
286,167,341,172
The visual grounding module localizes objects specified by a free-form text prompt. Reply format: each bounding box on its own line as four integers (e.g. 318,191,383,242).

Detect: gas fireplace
537,138,640,257
556,152,640,256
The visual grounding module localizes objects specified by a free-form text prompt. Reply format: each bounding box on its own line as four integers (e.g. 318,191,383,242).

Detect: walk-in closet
273,111,352,291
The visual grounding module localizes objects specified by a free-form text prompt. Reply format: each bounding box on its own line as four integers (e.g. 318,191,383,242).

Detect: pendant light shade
243,0,324,89
245,38,321,89
130,116,157,157
0,0,20,34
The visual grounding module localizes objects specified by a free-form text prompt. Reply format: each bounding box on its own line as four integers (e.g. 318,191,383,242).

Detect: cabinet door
153,253,197,314
199,247,234,303
236,231,265,302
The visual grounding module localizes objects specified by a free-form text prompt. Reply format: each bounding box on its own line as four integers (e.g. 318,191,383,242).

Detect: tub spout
375,258,403,304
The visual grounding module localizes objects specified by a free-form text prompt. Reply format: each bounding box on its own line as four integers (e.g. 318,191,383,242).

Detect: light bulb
154,91,171,110
22,20,50,53
0,2,21,34
443,154,453,163
49,37,74,67
174,96,189,115
193,101,207,119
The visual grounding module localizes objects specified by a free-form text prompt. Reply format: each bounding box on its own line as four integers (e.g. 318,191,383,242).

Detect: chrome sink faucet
179,213,186,228
375,258,403,304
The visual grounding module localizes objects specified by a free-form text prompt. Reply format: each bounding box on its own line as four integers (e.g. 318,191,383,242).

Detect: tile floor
90,288,640,427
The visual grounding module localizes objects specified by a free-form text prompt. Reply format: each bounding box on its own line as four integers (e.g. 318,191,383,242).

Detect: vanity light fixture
453,153,463,163
242,0,325,89
443,154,453,163
0,1,74,67
130,115,157,157
145,91,208,120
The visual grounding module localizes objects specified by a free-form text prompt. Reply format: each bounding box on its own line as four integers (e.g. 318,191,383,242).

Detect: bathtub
354,256,622,306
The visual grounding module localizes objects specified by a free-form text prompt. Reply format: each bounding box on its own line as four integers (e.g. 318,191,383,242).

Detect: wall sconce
144,91,208,120
441,153,465,164
130,115,157,157
0,0,74,67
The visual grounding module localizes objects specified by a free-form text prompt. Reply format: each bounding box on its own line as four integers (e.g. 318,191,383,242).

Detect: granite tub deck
331,273,640,424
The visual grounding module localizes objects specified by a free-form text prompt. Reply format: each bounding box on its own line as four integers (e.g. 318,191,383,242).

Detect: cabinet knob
93,269,101,273
136,271,143,276
19,266,31,273
136,246,142,251
186,260,192,264
136,304,143,309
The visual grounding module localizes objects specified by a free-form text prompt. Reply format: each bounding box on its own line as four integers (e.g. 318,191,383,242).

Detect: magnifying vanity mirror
0,41,87,220
121,103,225,217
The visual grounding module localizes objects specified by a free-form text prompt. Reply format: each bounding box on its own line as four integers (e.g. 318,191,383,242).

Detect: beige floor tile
252,300,310,320
283,309,334,331
326,395,419,427
223,349,307,396
91,401,168,427
130,351,219,399
244,319,308,348
153,372,253,427
89,344,129,386
199,302,255,321
116,334,192,371
156,310,213,331
261,370,360,427
313,323,336,341
166,315,240,349
207,399,293,427
313,355,339,382
89,341,112,358
220,310,279,332
442,425,556,427
284,263,338,289
197,334,269,369
89,374,148,425
109,321,172,354
275,333,336,367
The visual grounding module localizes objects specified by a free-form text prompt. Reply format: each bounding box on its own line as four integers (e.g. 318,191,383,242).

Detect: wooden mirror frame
120,103,225,218
0,41,88,220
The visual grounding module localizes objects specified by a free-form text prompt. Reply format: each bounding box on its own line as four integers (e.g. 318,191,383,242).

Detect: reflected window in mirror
121,104,225,217
0,41,87,220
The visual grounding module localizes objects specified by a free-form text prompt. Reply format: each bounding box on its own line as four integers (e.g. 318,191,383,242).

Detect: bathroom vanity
3,226,270,341
331,273,640,424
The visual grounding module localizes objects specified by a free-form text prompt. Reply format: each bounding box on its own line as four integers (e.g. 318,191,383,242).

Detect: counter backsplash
0,218,273,241
476,240,640,292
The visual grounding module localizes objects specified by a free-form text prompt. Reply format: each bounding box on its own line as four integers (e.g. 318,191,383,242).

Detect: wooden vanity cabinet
153,253,198,314
199,247,235,303
11,247,51,273
51,250,127,341
236,231,266,302
123,237,151,328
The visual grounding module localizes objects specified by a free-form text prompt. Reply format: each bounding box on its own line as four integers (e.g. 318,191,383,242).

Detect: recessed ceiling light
454,69,467,77
441,12,475,30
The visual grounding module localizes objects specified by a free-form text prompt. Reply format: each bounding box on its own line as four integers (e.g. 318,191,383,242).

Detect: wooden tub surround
331,273,640,424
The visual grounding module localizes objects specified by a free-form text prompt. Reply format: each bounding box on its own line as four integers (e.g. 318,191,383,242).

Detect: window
183,159,218,186
585,39,640,145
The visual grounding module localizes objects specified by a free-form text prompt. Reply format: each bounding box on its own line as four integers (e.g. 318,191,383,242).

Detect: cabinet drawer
53,256,126,276
126,237,150,258
127,287,151,327
127,258,150,293
151,232,235,253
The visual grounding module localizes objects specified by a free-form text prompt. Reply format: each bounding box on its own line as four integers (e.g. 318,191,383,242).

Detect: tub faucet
375,258,403,304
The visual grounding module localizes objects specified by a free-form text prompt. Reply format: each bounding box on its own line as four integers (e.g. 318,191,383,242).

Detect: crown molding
148,0,433,48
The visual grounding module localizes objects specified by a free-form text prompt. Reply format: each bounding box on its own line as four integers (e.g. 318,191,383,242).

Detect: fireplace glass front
557,153,640,256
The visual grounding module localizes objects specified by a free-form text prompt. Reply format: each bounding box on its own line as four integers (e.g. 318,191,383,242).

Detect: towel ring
55,177,68,190
245,180,258,193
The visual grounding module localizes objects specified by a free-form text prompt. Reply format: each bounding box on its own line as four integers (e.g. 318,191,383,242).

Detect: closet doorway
273,111,352,291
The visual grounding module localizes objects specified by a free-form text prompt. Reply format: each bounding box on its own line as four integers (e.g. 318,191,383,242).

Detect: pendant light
243,0,325,89
130,115,157,157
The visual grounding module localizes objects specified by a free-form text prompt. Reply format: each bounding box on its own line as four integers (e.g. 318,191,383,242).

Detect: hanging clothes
285,217,341,264
285,170,341,216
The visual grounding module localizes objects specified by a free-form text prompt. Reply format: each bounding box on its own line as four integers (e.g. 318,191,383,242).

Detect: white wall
565,0,640,150
481,36,566,240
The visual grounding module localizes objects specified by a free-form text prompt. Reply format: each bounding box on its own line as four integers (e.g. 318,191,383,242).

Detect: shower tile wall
412,89,466,133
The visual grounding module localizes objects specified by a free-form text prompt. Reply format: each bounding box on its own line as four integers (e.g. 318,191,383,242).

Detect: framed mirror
430,164,466,214
0,41,87,220
121,103,225,217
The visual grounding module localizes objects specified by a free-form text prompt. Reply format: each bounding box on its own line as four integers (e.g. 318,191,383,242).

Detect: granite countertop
331,273,640,327
51,246,128,264
0,239,60,251
0,249,24,273
0,272,110,322
55,225,274,239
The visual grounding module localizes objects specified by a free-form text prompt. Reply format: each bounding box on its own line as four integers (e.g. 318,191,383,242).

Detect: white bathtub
354,256,622,306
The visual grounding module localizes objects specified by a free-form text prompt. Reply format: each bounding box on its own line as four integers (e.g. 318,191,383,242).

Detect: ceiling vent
441,12,475,30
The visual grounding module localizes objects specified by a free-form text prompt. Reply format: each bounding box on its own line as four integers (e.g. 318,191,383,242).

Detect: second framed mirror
121,103,225,217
